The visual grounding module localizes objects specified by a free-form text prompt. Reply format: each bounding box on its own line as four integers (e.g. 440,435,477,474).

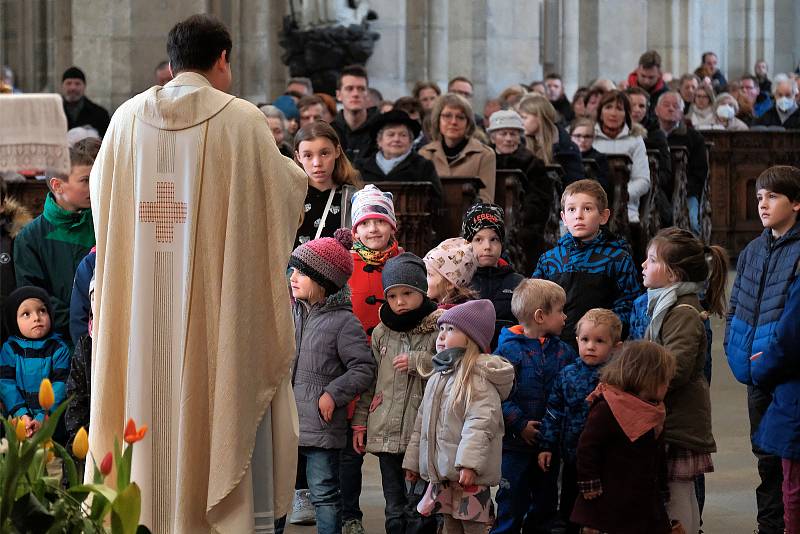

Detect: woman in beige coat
419,93,496,203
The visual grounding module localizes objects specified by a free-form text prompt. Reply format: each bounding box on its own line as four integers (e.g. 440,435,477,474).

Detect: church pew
669,146,691,232
643,149,662,243
700,130,800,255
7,179,48,216
370,181,436,257
494,169,525,226
604,154,633,240
438,176,483,243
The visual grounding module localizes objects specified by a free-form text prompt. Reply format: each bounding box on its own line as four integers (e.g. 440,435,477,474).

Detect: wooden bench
604,154,633,240
374,181,437,257
437,176,483,244
700,130,800,255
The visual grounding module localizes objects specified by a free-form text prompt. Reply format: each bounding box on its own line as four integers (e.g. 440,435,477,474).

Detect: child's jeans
492,449,559,534
377,452,438,534
300,446,342,534
783,458,800,534
340,427,364,522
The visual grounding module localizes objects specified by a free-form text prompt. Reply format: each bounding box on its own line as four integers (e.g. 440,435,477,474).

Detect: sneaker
342,518,366,534
289,489,315,525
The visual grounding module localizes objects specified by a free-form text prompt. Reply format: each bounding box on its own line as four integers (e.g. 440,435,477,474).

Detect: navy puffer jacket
725,222,800,460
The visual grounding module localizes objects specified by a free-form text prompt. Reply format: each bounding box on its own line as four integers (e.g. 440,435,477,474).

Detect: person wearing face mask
703,93,748,131
756,78,800,129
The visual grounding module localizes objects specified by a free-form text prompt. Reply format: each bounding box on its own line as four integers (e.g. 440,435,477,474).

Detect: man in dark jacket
61,67,110,137
656,91,708,234
545,74,574,126
332,64,380,161
755,79,800,130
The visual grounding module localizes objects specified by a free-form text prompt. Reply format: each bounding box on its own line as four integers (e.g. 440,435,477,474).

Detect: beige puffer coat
352,308,444,454
402,354,514,486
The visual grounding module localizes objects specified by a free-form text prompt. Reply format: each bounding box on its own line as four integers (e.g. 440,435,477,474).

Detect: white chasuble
89,72,307,534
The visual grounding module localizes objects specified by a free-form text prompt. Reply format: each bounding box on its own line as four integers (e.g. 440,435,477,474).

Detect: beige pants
442,514,489,534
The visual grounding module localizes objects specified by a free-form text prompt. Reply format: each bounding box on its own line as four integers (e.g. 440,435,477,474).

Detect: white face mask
716,104,735,120
777,96,795,113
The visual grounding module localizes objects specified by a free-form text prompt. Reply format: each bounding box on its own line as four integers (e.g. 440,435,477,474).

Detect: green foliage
0,394,150,533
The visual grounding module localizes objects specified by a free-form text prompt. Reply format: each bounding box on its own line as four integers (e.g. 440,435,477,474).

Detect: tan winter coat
352,308,443,454
418,137,496,203
402,354,514,486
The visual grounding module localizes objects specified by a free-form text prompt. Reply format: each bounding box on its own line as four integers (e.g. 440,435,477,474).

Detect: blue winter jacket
533,231,640,345
494,325,577,452
69,250,95,346
538,358,602,463
725,222,800,460
0,334,71,421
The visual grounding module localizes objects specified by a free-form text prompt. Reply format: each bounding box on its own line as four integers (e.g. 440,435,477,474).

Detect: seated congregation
1,44,800,534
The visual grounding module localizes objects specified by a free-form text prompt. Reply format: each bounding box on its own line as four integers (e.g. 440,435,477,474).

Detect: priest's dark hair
167,14,232,74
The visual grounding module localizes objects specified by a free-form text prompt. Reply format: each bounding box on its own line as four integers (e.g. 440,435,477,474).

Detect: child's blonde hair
648,227,729,317
561,179,608,211
576,308,623,343
511,278,566,325
448,338,483,408
600,340,675,397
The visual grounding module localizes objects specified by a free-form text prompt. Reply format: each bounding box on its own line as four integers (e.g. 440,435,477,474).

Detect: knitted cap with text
437,299,496,353
462,202,505,243
289,228,354,296
351,184,397,230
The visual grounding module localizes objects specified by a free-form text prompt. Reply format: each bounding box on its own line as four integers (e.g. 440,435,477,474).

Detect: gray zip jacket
292,286,376,449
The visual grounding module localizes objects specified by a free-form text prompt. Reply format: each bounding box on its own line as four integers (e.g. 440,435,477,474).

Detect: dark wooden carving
372,181,435,257
670,146,691,232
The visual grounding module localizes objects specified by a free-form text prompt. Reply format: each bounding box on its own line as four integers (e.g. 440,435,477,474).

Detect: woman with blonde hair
419,93,496,202
517,93,584,181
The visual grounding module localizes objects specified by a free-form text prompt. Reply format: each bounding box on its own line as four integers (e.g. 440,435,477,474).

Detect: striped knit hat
351,184,397,230
438,299,496,353
289,228,354,296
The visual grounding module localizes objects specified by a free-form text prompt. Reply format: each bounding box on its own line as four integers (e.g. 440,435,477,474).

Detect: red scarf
588,383,666,441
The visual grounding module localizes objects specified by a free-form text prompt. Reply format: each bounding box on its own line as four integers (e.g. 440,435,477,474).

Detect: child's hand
520,420,540,445
458,468,476,487
393,354,409,372
404,469,419,482
318,392,335,422
26,418,41,437
353,428,366,454
538,451,552,472
583,489,602,500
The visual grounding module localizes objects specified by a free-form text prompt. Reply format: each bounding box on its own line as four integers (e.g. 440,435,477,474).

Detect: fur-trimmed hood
410,307,444,335
1,197,33,239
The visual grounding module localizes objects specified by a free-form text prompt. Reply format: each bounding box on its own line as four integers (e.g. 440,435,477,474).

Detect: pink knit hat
289,228,354,295
423,237,477,288
351,184,397,230
438,299,496,353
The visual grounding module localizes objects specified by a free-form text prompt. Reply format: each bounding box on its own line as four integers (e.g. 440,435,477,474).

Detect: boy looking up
533,179,639,347
14,138,99,339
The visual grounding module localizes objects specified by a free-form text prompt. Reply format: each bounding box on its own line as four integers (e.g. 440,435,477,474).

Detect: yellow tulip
39,379,54,411
15,419,26,441
72,427,89,460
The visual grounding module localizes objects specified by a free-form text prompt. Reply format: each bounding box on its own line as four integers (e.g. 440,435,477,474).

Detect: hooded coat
403,353,515,485
0,197,32,341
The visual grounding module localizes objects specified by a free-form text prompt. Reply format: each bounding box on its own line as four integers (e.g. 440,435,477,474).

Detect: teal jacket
13,194,94,339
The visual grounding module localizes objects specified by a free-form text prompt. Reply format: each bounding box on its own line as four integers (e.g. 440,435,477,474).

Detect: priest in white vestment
88,14,307,533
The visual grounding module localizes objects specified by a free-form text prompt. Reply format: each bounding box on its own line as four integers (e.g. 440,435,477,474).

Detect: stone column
560,0,581,98
366,0,409,100
485,0,542,100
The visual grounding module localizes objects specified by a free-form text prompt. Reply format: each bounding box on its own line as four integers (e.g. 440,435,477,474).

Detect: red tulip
123,418,147,444
100,452,113,476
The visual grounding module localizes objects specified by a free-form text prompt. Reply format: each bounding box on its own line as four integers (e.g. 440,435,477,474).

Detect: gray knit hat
382,253,428,296
437,299,496,353
486,109,524,133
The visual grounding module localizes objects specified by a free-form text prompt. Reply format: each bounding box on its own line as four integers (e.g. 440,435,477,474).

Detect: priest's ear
208,49,232,93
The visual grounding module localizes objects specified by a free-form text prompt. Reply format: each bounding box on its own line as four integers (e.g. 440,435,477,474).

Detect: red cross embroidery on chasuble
138,181,187,243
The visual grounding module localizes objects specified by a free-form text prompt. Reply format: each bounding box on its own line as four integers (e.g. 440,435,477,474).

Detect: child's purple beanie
437,299,496,353
289,228,354,296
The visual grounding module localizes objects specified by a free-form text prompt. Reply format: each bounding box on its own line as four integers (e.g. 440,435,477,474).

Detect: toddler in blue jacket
492,278,577,534
537,308,622,534
0,286,70,439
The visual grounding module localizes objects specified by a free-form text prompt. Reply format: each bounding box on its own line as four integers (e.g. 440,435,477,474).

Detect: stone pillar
560,0,581,98
366,0,409,100
486,0,542,100
773,0,799,74
427,0,449,89
447,0,488,104
596,0,647,83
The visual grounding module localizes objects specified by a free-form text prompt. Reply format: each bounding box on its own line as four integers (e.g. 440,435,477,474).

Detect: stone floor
287,313,762,534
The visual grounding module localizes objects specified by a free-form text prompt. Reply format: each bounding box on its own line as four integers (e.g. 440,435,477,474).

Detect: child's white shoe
289,489,316,525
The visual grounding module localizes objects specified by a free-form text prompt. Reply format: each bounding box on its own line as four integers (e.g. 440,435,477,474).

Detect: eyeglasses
571,134,594,140
441,112,468,122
